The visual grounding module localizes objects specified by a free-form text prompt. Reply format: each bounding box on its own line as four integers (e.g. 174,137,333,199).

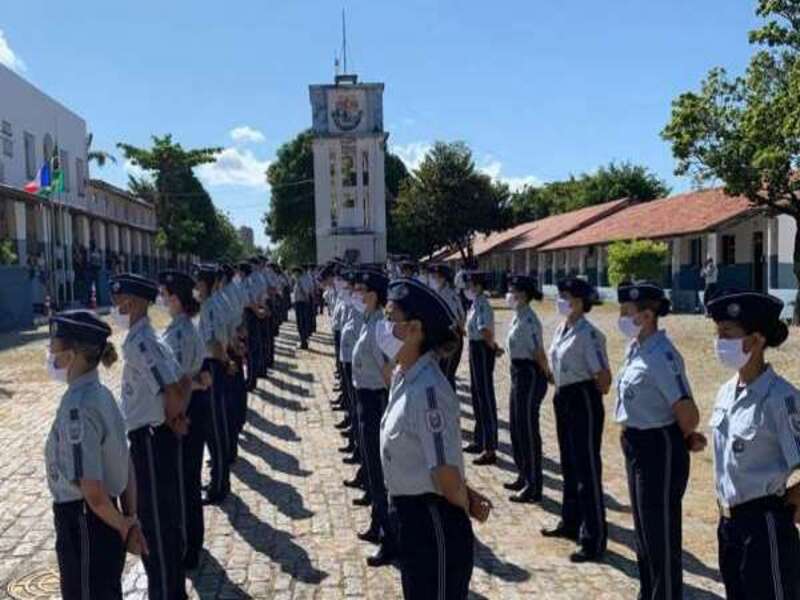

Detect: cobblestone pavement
0,304,741,599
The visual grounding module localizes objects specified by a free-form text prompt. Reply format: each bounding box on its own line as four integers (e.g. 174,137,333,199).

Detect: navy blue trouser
718,498,800,599
245,308,264,388
181,388,208,566
468,340,498,452
294,301,311,344
553,380,608,555
356,388,394,546
129,424,187,600
509,359,548,493
206,359,231,498
394,494,474,600
439,336,463,391
54,499,125,600
622,423,689,600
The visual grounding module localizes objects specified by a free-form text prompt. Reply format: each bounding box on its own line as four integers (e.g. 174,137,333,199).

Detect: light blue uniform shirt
352,310,389,390
120,316,181,432
198,297,220,348
549,317,608,388
162,313,205,378
380,352,465,496
467,293,493,341
213,288,236,344
711,366,800,507
614,330,691,429
506,304,544,360
332,295,347,332
340,306,364,363
45,370,129,503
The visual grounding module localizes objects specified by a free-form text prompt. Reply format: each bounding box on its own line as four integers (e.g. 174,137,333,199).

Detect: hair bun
766,321,789,348
100,342,118,368
658,298,672,318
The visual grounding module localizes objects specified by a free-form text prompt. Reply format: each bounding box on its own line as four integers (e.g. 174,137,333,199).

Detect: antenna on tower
341,8,348,74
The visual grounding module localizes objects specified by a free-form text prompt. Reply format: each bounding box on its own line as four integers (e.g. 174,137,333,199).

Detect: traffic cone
90,283,97,310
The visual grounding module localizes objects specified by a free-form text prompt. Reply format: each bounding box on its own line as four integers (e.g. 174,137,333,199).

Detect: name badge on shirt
426,409,444,433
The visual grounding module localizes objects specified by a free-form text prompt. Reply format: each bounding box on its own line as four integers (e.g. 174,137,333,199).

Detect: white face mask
376,320,404,360
111,306,131,330
233,275,242,284
429,278,443,292
351,293,367,314
341,289,352,305
505,293,519,309
715,337,752,371
155,295,168,308
465,289,477,301
556,297,572,316
617,315,642,339
193,289,202,302
46,351,69,383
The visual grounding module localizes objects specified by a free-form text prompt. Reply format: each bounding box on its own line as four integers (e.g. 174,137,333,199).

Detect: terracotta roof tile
540,188,754,251
440,220,540,262
504,198,631,251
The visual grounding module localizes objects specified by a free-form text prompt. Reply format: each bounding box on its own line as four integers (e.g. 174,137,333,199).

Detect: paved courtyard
4,300,798,599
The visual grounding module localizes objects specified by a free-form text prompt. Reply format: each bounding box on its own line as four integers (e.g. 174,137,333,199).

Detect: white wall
0,65,87,208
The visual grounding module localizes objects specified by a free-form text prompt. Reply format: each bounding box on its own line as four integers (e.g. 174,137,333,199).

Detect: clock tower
309,74,388,265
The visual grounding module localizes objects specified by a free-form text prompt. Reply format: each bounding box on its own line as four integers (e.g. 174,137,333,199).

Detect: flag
23,162,52,196
50,145,64,195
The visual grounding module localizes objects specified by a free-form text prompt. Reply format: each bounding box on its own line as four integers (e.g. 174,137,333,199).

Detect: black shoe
338,443,356,453
340,429,353,438
509,487,542,504
342,455,360,465
333,384,342,392
473,452,497,466
343,477,365,489
358,527,381,545
570,549,603,563
503,478,526,492
335,418,352,430
352,495,372,507
463,443,483,454
541,523,579,540
366,546,397,568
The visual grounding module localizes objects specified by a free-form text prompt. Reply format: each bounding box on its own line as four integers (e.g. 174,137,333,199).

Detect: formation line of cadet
43,254,800,600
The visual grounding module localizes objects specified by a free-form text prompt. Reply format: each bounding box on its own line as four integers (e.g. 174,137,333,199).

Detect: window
363,187,370,229
721,235,736,265
76,158,86,196
329,149,338,227
24,132,36,180
341,139,356,188
2,139,11,158
0,160,5,184
361,151,369,186
43,134,54,161
60,149,70,191
1,121,11,136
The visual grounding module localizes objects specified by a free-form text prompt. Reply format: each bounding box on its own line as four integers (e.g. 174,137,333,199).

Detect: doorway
752,231,765,292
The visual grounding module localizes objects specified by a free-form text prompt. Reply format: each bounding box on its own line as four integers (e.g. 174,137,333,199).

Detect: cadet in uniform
111,273,190,600
351,270,396,567
544,277,610,561
292,266,311,349
340,271,366,473
463,272,501,465
379,278,492,599
195,266,231,505
615,281,704,599
158,270,209,570
429,264,466,390
238,261,264,392
504,275,549,504
707,290,800,599
46,310,145,600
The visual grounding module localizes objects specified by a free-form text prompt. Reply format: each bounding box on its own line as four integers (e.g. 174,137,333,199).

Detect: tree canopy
508,162,670,225
661,0,800,319
390,141,510,260
118,134,243,262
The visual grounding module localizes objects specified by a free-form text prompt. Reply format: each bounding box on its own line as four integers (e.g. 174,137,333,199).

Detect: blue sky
2,1,759,247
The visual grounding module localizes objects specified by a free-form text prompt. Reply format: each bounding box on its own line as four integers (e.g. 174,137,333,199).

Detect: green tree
607,239,669,287
391,141,510,259
264,130,316,264
662,0,800,321
508,162,669,225
86,133,117,168
118,135,227,259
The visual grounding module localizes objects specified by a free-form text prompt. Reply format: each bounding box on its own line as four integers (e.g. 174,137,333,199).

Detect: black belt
127,422,167,441
718,495,786,519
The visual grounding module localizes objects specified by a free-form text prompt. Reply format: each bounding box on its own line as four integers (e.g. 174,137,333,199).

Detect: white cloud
390,141,432,172
0,30,25,73
230,126,266,144
123,159,148,181
479,157,541,192
195,147,270,189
